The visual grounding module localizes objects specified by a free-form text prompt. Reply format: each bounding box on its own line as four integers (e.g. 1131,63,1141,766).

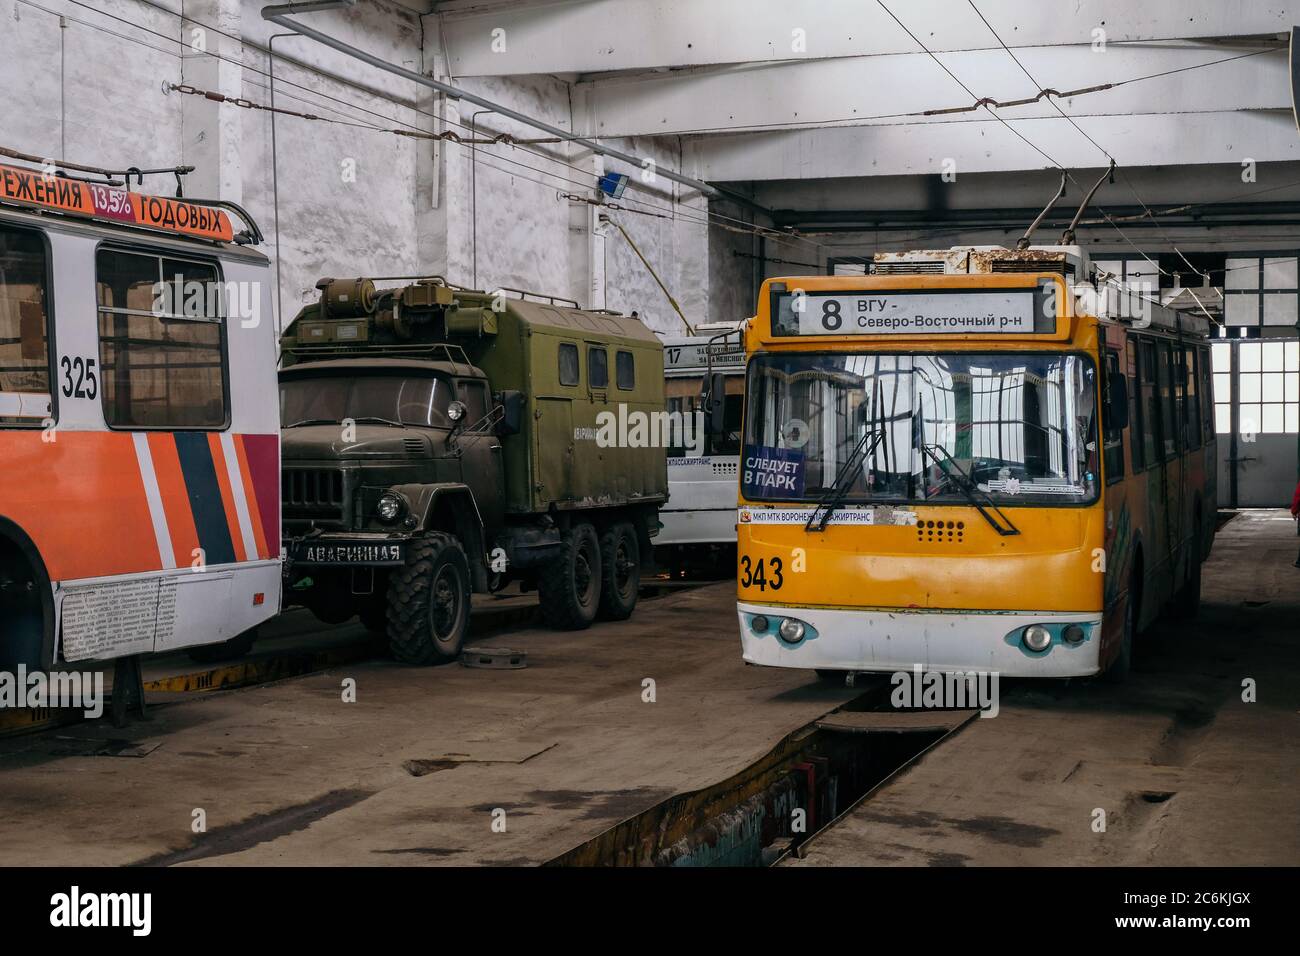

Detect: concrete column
417,18,447,278
179,0,242,203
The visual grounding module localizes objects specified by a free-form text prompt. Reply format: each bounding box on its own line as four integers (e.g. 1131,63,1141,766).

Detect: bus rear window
0,224,51,425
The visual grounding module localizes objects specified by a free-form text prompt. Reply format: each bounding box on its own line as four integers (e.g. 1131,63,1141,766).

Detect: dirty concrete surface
0,582,856,866
789,510,1299,867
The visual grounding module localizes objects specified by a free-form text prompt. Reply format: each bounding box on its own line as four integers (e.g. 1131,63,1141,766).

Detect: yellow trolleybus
735,245,1215,679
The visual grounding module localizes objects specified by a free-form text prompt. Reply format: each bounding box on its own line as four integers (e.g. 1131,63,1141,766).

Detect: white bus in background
656,322,745,574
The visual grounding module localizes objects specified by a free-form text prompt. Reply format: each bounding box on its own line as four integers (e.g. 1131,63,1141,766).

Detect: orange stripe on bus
206,433,247,563
147,433,201,569
233,435,269,560
0,432,160,580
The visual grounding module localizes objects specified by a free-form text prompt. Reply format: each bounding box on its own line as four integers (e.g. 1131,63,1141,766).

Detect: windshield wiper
284,418,337,428
349,416,404,428
805,428,885,532
919,442,1020,537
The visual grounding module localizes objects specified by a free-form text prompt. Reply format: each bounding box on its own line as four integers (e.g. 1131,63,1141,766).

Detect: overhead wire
964,0,1215,299
876,0,1219,317
30,0,1291,272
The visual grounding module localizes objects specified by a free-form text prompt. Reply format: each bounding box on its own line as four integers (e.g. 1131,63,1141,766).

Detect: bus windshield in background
742,352,1098,506
666,373,743,457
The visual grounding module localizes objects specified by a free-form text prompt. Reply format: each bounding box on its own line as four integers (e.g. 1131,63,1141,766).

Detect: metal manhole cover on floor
461,647,527,669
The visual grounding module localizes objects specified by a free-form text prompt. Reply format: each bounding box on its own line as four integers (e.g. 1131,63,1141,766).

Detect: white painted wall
0,0,715,337
2,0,1296,334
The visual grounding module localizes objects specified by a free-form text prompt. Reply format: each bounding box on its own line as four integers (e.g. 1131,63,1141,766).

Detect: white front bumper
657,508,737,546
738,603,1103,678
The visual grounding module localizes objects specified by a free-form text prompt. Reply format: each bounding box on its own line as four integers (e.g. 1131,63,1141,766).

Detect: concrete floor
0,581,856,866
1,511,1294,867
789,510,1300,867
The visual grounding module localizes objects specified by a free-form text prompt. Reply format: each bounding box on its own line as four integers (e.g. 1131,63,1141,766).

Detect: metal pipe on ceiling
260,0,724,200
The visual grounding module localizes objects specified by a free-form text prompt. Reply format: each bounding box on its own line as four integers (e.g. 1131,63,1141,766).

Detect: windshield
666,373,744,456
742,352,1098,505
280,372,452,428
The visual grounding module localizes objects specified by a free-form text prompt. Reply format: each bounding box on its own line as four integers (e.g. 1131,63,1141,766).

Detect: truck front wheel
598,522,640,621
387,532,471,665
539,523,602,629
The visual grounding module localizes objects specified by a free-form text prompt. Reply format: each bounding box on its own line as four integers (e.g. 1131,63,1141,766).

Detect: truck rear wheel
387,532,471,665
539,522,602,629
598,522,640,621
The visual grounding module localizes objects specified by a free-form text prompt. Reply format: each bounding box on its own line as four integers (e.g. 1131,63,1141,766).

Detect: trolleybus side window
0,224,53,427
1102,349,1125,482
588,345,609,389
1128,343,1145,471
1183,346,1202,451
1199,346,1214,440
1137,339,1160,467
95,248,227,429
558,342,579,386
1156,341,1178,459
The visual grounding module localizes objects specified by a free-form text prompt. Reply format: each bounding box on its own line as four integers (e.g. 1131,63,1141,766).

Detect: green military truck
278,277,667,664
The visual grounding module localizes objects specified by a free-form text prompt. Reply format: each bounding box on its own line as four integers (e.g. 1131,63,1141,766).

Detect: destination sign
773,288,1052,337
0,162,234,242
664,341,744,370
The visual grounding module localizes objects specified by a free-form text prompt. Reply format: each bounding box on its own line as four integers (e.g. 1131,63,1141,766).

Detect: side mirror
495,389,525,436
1105,375,1130,431
705,372,727,438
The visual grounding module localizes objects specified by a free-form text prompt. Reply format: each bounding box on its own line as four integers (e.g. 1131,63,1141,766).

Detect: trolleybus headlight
376,493,404,523
1022,624,1052,653
778,619,807,644
751,615,770,634
1062,623,1086,645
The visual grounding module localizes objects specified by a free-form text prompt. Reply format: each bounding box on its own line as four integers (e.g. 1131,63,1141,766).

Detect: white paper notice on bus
737,506,918,526
791,291,1036,336
59,578,162,661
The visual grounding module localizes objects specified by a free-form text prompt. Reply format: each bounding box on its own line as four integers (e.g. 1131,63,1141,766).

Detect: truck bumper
286,534,410,567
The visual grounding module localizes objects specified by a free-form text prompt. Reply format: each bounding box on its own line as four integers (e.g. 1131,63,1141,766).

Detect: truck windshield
281,372,453,428
742,352,1098,506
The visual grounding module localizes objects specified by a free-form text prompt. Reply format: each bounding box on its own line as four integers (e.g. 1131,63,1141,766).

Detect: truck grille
283,469,346,521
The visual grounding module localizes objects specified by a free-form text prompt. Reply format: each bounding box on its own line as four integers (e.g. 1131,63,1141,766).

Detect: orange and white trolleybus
736,246,1215,679
0,160,281,672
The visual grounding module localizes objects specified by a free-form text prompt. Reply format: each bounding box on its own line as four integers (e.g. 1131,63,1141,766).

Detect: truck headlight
376,493,404,523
